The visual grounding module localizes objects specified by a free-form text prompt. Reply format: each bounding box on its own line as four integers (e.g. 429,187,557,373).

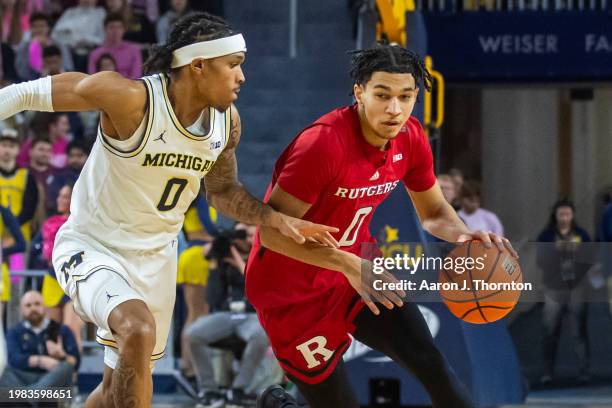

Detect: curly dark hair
348,44,432,92
143,12,238,74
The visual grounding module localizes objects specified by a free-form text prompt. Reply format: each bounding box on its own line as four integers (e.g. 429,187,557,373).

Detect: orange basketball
439,240,522,324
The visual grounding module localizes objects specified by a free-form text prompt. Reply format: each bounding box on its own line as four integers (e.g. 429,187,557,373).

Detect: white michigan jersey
67,73,230,250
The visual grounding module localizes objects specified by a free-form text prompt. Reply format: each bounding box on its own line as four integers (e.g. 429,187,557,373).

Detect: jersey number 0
339,206,373,247
157,178,188,211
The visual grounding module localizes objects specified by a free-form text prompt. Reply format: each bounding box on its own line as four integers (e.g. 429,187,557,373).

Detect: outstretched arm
0,71,146,140
259,185,350,271
204,105,338,245
408,183,470,243
408,183,518,257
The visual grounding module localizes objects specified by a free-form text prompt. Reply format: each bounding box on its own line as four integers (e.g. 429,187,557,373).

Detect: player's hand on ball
274,213,340,247
457,230,518,258
344,255,405,315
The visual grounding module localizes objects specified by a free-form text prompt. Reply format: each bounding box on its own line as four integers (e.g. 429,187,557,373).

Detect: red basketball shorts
255,283,365,385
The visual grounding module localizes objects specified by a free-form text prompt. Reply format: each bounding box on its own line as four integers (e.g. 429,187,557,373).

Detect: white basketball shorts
52,223,177,369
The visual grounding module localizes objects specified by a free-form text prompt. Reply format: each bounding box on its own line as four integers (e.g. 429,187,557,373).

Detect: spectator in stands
176,242,210,388
29,0,52,15
45,139,88,214
438,173,459,210
0,40,19,84
187,223,268,406
0,290,79,389
1,0,31,46
0,202,26,306
27,137,56,186
104,0,155,44
94,51,116,71
458,180,504,235
537,199,592,385
449,167,464,194
0,51,4,88
0,128,38,243
87,12,141,78
19,112,70,169
0,47,5,84
47,0,77,22
28,137,56,227
51,0,105,71
39,44,64,77
156,0,189,44
14,12,73,81
130,0,158,23
183,194,218,243
28,136,55,218
41,183,84,348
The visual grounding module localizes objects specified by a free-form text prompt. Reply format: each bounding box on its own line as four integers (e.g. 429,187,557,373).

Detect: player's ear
353,83,364,106
190,58,206,77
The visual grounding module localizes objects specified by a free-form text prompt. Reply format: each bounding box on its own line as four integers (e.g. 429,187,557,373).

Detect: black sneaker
197,390,226,408
225,388,257,407
257,385,300,408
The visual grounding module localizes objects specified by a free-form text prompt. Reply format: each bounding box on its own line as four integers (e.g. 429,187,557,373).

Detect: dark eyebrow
372,84,391,91
372,84,417,92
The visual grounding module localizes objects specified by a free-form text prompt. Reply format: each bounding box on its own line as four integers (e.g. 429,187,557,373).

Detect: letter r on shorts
296,335,334,369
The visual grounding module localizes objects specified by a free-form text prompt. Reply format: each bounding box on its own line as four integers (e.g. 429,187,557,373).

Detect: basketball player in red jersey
248,45,517,408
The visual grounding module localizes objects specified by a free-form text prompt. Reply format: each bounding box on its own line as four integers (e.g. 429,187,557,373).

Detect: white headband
171,34,247,68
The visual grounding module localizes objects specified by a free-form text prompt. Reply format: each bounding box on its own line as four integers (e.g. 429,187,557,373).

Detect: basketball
439,240,523,324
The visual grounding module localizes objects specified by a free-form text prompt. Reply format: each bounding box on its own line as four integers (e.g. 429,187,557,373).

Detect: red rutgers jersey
246,105,436,309
245,105,436,384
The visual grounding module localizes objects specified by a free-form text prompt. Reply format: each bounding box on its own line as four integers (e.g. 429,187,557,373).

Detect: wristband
0,76,54,120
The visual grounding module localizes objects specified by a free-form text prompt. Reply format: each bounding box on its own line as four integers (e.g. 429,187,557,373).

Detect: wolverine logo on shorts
60,251,85,281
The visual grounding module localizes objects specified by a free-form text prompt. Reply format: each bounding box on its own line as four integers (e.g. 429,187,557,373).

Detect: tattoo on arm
204,106,276,226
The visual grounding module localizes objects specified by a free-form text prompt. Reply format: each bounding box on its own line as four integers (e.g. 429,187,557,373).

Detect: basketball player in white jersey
0,12,339,408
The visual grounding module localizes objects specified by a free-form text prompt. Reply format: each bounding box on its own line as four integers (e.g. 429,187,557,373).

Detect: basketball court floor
505,385,612,407
66,385,612,408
